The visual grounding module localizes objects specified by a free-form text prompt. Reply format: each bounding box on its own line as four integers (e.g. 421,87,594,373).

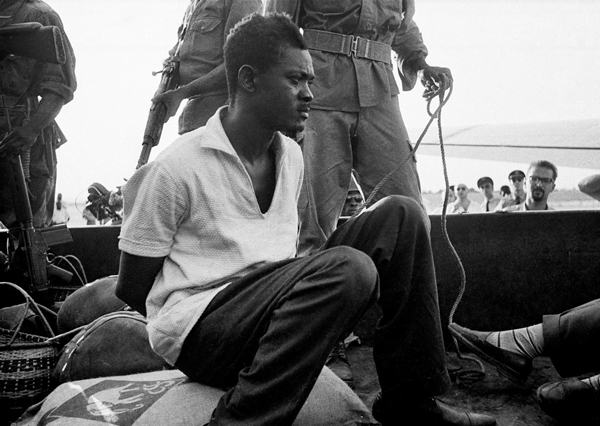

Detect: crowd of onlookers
341,160,600,218
431,161,557,214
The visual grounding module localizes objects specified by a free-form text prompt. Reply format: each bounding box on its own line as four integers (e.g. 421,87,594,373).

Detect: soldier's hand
152,89,185,123
419,65,453,98
0,124,39,156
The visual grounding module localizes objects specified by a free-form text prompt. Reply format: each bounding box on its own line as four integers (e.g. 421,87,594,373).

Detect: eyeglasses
528,176,554,185
456,187,468,191
510,176,524,182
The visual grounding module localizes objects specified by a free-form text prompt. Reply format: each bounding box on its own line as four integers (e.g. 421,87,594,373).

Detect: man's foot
536,379,600,422
326,340,354,389
448,323,532,385
372,392,496,425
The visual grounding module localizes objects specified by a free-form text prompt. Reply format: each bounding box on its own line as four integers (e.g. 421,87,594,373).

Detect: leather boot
326,340,354,390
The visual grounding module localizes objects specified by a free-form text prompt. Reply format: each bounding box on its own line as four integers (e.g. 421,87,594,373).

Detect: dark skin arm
115,251,166,316
410,57,453,97
152,64,227,123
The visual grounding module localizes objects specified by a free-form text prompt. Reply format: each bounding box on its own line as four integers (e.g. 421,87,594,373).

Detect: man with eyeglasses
501,160,557,212
494,170,527,211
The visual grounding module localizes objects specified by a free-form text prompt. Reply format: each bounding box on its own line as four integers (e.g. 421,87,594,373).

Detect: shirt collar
200,106,287,158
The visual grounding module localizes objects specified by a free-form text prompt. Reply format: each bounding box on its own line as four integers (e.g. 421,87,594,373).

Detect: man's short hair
527,160,558,181
477,176,493,188
508,170,525,180
224,12,307,105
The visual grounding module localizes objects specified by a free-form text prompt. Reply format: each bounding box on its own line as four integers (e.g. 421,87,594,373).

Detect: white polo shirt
119,108,303,365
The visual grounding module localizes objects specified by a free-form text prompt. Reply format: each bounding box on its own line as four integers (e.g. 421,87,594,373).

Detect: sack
0,303,48,336
57,275,128,333
15,368,379,425
0,282,59,411
53,311,171,383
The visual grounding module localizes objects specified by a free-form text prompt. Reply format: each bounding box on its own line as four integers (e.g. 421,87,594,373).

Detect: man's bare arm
115,252,165,316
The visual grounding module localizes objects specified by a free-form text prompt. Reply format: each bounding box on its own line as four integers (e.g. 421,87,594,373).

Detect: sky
46,0,600,204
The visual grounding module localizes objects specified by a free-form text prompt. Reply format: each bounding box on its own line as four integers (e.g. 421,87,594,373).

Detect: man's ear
238,64,257,93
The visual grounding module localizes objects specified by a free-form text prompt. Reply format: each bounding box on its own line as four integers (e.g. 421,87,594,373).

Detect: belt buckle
350,36,359,57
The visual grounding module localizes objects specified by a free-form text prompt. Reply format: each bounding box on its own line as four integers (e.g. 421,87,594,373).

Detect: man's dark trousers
543,298,600,378
176,195,451,425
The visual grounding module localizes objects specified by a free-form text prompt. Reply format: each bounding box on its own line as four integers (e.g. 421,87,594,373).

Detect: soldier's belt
303,29,392,65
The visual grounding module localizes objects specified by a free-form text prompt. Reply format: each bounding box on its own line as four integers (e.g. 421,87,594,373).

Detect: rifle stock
137,60,179,169
0,23,66,64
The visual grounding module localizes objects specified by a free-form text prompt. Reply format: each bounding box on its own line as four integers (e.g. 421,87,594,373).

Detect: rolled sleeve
392,0,428,91
37,11,77,103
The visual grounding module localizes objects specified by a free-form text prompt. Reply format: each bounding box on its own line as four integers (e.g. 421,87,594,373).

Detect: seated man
339,172,364,220
116,13,495,426
449,299,600,422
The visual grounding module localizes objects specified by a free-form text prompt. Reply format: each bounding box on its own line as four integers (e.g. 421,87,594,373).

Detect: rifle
2,153,73,301
0,23,72,304
0,22,66,64
136,59,179,169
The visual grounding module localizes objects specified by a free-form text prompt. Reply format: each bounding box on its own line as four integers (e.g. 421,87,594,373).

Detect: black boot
326,340,354,389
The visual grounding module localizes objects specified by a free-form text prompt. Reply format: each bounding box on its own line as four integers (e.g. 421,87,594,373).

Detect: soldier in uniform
0,0,76,228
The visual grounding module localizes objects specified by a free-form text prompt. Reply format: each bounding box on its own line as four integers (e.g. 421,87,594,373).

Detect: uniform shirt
174,0,262,89
119,108,304,365
266,0,428,111
0,0,76,106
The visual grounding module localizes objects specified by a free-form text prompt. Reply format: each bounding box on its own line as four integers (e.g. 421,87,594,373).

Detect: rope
359,83,453,210
354,81,487,384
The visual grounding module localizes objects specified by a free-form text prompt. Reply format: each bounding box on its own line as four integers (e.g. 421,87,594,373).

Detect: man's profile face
255,47,314,135
526,166,555,203
479,182,494,199
341,190,363,216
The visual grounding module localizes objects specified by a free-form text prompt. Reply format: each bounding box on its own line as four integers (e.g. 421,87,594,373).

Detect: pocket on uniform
190,16,221,34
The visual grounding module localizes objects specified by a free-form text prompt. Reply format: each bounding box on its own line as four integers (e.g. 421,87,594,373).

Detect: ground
348,344,599,426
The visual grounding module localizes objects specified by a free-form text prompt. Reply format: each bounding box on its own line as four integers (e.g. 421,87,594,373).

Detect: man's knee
318,246,378,307
370,195,428,227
